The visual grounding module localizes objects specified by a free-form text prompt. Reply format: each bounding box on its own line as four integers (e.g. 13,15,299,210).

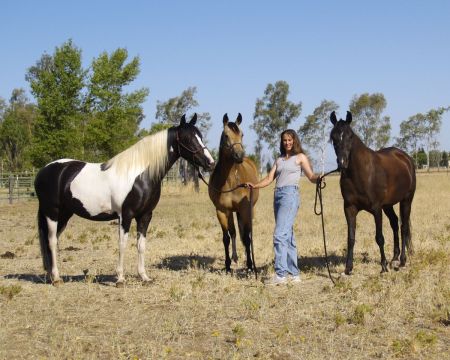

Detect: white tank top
275,155,301,188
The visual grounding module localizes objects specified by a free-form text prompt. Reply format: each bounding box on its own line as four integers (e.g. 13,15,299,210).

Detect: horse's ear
236,113,242,125
346,111,352,124
223,113,229,125
330,111,337,125
180,114,186,125
190,113,197,125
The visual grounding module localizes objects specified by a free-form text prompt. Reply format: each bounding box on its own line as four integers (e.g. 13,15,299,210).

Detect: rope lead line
315,168,339,285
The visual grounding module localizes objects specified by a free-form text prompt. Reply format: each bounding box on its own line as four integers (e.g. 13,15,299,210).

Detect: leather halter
223,141,243,151
176,131,207,164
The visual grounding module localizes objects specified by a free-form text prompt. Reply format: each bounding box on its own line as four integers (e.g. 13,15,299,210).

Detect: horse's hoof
339,272,351,280
52,279,64,287
116,281,125,288
142,279,154,286
390,260,400,271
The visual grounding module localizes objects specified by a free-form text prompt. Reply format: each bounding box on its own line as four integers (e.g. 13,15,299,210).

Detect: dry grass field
0,172,449,359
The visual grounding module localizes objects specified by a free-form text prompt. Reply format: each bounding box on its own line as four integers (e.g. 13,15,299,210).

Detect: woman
246,129,319,285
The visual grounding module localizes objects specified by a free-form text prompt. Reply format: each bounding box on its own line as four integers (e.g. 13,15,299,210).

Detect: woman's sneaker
264,275,288,286
289,275,301,283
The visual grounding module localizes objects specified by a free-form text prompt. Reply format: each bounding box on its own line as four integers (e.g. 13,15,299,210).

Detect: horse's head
175,113,215,171
220,113,245,163
330,111,354,170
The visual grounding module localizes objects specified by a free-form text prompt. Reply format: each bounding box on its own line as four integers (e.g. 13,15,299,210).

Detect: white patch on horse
70,163,115,216
196,134,214,165
47,158,75,166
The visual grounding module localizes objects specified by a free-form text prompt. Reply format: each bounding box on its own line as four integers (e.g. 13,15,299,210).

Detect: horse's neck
347,135,372,177
157,129,179,180
213,155,238,186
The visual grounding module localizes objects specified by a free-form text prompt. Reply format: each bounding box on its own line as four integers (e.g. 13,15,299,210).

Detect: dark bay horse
35,114,214,286
330,111,416,275
208,113,259,273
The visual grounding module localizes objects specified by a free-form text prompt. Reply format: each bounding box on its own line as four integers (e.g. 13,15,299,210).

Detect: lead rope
314,169,339,285
249,187,257,280
198,170,257,280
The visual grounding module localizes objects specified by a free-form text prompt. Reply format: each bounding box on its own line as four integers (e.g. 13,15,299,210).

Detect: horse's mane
102,130,169,180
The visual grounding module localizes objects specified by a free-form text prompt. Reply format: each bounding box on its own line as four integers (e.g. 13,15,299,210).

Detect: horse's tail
37,209,52,273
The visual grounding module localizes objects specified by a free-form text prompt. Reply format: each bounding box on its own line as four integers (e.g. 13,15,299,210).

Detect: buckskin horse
330,111,416,275
208,113,259,273
35,114,215,286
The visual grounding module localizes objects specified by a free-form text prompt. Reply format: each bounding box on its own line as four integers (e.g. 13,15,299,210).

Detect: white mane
103,130,169,180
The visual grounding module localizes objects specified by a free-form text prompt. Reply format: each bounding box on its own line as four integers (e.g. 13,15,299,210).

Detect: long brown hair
279,129,303,156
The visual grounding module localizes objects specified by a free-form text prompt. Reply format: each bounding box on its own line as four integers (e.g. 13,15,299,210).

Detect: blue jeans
273,185,300,277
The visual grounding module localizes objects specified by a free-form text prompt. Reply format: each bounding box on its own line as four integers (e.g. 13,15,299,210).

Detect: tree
395,113,424,166
420,107,449,170
155,87,211,142
299,100,338,173
411,148,427,169
154,87,211,191
440,151,449,168
397,107,449,169
26,39,86,167
349,93,391,149
84,48,149,161
0,89,37,171
252,81,302,160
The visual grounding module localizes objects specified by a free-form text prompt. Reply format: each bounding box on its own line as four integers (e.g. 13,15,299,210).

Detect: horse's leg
343,205,358,275
216,210,232,273
237,212,253,272
116,216,132,287
46,217,63,285
374,210,388,273
399,198,413,267
228,213,238,263
383,205,400,270
135,211,153,283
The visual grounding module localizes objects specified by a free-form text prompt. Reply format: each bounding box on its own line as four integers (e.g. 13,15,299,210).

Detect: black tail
37,209,52,273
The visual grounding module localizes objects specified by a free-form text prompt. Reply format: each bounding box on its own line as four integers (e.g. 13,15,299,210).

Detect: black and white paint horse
35,114,214,286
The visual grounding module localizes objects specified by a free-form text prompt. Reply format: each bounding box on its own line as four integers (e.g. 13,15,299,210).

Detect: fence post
9,175,13,204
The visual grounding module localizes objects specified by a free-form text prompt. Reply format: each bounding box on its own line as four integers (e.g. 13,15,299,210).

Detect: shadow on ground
3,273,117,285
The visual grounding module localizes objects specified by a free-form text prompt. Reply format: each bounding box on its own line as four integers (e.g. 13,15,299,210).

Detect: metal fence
0,173,36,203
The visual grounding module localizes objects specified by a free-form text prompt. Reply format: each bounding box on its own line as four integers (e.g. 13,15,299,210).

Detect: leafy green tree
0,89,37,171
252,81,302,160
84,48,149,160
412,148,427,169
299,100,338,173
147,123,171,136
349,93,391,149
26,39,86,167
440,151,449,167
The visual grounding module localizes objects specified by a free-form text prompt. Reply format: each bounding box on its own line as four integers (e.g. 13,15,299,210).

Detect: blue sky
1,1,449,168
